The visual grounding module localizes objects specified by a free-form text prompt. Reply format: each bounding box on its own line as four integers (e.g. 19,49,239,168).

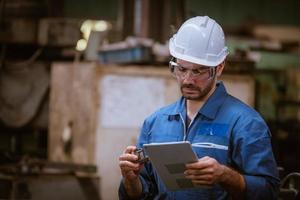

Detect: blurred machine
0,157,99,200
0,1,100,199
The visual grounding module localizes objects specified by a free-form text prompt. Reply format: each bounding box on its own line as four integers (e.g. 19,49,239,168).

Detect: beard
180,80,215,101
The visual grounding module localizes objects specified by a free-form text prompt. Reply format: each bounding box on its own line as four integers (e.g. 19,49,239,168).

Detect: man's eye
192,69,200,74
192,69,204,74
178,66,187,72
192,69,208,75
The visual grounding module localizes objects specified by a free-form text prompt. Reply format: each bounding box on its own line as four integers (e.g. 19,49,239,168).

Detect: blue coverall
119,82,279,200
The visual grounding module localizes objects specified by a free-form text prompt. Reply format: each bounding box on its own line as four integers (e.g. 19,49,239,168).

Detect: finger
119,154,139,164
184,168,213,176
186,161,208,170
124,146,137,154
191,179,214,186
185,156,213,169
119,160,140,171
185,173,212,181
119,152,138,160
185,174,215,186
200,156,211,161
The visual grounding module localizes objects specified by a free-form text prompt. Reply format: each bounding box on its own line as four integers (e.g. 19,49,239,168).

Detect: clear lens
169,60,213,80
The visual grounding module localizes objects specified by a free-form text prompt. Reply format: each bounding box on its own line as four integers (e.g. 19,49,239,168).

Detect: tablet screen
143,141,198,190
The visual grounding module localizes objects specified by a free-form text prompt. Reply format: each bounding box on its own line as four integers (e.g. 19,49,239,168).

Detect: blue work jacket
119,82,279,200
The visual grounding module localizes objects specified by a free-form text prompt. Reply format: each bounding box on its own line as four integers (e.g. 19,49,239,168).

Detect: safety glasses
169,59,215,80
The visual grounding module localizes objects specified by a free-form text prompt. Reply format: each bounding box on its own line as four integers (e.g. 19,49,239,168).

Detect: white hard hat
169,16,228,67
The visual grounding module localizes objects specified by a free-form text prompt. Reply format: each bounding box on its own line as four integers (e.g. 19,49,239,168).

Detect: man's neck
186,100,204,120
186,84,217,120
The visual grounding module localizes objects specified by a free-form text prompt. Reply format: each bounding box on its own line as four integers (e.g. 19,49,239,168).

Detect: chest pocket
147,116,183,143
190,123,230,165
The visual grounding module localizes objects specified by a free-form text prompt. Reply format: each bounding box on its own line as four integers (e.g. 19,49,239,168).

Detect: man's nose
182,71,195,83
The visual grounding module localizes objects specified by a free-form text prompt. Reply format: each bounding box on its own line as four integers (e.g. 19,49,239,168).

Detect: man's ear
216,61,225,77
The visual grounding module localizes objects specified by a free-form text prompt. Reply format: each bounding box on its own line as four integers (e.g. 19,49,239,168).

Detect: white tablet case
143,141,198,191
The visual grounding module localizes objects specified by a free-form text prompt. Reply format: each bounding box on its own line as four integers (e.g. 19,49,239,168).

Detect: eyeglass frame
169,58,216,80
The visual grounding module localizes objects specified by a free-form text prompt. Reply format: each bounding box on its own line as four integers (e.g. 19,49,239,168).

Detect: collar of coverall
165,81,228,120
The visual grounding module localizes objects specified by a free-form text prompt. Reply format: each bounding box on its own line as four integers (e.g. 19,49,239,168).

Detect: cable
6,48,43,68
281,172,300,187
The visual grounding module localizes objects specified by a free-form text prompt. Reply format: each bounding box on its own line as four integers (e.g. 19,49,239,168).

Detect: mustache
181,84,200,90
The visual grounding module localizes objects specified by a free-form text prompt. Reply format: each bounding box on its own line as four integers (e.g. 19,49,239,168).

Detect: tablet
143,141,198,191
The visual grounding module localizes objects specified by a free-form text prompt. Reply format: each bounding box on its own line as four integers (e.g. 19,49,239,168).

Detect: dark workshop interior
0,0,300,199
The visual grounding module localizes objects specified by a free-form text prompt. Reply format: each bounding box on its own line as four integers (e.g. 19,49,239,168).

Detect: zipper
179,113,197,141
179,114,187,141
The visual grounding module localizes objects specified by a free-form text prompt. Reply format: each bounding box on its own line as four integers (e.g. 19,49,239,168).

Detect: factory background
0,0,299,199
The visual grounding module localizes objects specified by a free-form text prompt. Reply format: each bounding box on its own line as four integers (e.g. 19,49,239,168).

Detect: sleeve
118,119,159,200
231,117,280,200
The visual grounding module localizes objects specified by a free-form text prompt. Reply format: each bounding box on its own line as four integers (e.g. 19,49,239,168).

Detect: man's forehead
176,59,209,69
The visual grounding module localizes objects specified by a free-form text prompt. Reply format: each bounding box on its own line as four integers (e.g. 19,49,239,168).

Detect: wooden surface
49,62,98,164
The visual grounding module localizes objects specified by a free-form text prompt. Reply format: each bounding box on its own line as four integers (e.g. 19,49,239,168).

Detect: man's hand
119,146,144,180
185,156,246,200
119,146,144,198
184,156,225,186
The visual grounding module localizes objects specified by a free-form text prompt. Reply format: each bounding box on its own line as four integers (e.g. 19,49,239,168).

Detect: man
118,16,279,200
